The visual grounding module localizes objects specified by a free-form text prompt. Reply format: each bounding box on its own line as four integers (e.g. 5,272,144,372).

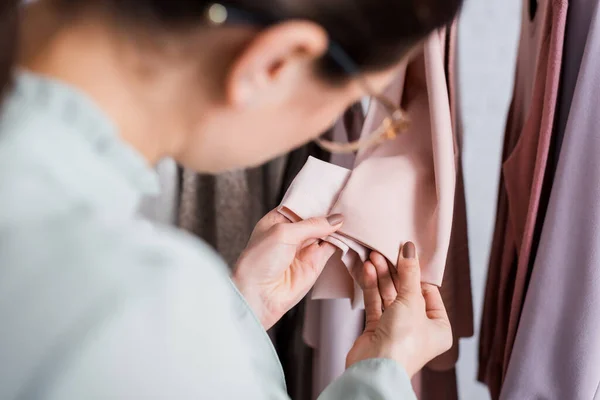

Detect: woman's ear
225,21,329,107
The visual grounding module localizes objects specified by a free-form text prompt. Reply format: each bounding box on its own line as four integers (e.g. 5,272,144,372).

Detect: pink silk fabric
278,32,456,307
296,24,473,400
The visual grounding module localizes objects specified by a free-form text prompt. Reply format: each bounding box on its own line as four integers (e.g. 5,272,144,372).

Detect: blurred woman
0,0,461,398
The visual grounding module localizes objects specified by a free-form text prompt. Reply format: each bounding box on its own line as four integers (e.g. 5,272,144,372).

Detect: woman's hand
346,243,453,377
232,210,344,330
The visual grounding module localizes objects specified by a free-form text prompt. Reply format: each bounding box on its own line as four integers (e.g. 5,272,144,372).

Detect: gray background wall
456,0,521,398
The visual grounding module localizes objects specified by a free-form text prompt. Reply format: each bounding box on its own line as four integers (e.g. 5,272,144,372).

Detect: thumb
271,214,344,245
395,242,422,300
297,241,339,275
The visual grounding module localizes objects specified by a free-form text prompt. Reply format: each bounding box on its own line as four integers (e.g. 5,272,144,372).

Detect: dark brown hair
0,0,463,95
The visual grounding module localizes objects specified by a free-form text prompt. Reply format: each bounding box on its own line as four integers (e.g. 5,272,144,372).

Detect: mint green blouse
0,72,416,399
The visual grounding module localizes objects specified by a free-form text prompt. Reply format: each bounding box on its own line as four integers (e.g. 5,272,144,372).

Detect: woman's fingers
297,241,338,274
421,283,450,323
254,209,290,233
422,282,453,353
394,242,422,301
269,215,344,246
360,261,383,333
370,252,398,309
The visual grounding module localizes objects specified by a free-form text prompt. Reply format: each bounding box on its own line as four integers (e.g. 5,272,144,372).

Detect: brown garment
178,158,287,266
412,368,459,400
478,0,567,397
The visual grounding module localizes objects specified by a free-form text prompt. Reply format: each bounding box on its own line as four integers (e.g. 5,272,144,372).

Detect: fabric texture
178,158,286,267
278,32,457,308
0,71,418,400
500,0,600,398
478,0,568,397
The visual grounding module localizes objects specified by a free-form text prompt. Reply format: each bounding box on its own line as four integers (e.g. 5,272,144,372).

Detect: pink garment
478,0,567,397
279,32,456,307
299,24,473,400
427,20,474,375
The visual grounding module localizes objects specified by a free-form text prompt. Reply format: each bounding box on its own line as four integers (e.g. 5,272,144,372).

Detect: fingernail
327,214,344,226
402,242,416,259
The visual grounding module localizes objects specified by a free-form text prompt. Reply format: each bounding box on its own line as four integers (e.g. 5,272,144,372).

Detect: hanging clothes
138,156,288,268
279,25,473,400
478,0,568,397
500,0,600,398
278,32,457,307
414,22,473,400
